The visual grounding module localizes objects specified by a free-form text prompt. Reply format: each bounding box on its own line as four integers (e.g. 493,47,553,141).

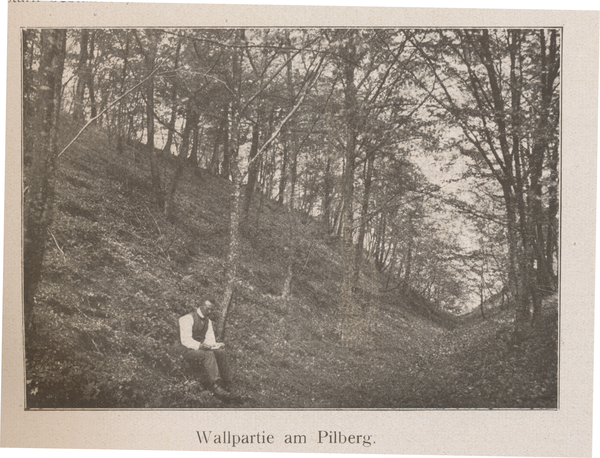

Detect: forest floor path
234,294,558,409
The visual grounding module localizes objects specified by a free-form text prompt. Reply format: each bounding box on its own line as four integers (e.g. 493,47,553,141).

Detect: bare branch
57,63,163,160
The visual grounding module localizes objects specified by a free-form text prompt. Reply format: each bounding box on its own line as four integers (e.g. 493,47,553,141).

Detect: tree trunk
403,240,413,292
23,29,67,333
145,62,163,209
544,30,560,287
162,40,182,159
352,152,375,286
23,29,37,164
479,259,487,319
137,30,164,209
243,119,260,223
116,33,130,155
374,211,387,272
332,196,344,237
209,121,222,175
322,155,333,232
217,31,244,341
339,34,361,345
504,188,531,338
281,164,296,301
546,138,559,282
532,29,560,293
166,102,197,218
277,148,288,205
479,30,536,338
188,126,201,167
282,38,299,302
73,30,90,123
220,105,231,180
87,32,97,119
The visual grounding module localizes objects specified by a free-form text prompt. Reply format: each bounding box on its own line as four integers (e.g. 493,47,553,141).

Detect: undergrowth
24,121,558,409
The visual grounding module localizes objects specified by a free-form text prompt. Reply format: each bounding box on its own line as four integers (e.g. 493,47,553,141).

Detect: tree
23,29,67,332
321,29,422,344
216,29,245,340
411,29,560,336
73,29,97,123
161,38,182,158
115,31,131,155
165,99,198,218
214,29,324,337
24,27,560,347
135,29,165,209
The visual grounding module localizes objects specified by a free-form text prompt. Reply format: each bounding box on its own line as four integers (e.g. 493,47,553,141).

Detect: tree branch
57,64,163,160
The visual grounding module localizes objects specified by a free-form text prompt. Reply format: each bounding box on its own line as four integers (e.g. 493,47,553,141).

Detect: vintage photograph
22,26,560,410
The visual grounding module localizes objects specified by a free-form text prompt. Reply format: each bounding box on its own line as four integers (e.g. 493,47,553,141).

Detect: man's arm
179,314,201,350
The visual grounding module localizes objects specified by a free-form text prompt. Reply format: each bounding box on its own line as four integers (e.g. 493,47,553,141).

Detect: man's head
197,298,218,320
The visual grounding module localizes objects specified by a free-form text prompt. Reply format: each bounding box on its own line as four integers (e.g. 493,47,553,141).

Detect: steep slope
25,122,557,409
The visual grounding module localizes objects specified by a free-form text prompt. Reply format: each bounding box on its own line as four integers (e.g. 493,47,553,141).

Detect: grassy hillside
25,122,558,409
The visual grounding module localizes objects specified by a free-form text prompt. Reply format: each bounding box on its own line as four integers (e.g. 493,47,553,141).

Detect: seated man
179,298,231,397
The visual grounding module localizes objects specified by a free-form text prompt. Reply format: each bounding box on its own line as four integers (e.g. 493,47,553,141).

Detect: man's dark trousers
183,348,230,385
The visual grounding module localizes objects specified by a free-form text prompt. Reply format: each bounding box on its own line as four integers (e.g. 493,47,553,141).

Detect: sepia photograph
2,2,596,456
22,26,560,409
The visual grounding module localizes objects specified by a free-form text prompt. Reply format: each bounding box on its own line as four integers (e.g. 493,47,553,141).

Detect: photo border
2,2,597,456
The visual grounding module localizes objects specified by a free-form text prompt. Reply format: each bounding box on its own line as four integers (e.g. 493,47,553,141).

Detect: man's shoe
212,382,231,398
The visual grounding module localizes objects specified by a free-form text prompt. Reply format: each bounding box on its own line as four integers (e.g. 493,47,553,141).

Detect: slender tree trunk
403,240,413,292
512,121,541,334
322,155,333,232
546,138,559,281
145,62,163,209
263,113,276,202
375,211,387,271
479,259,487,319
339,34,361,345
87,32,97,119
116,33,130,155
209,121,222,175
277,148,288,205
352,152,374,286
221,105,231,180
281,167,296,301
166,103,197,218
333,196,344,237
22,30,35,120
136,30,164,209
385,242,397,279
217,31,244,341
544,31,560,284
268,150,277,201
188,126,201,167
255,117,274,229
504,188,530,338
243,119,260,223
162,40,182,158
73,30,90,123
24,29,67,332
381,231,393,268
282,38,299,301
23,29,37,163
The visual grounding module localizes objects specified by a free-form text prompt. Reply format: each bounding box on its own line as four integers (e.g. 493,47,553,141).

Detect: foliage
22,28,559,409
24,121,557,409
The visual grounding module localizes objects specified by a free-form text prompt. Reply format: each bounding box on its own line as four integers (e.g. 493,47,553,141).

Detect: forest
23,28,559,408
